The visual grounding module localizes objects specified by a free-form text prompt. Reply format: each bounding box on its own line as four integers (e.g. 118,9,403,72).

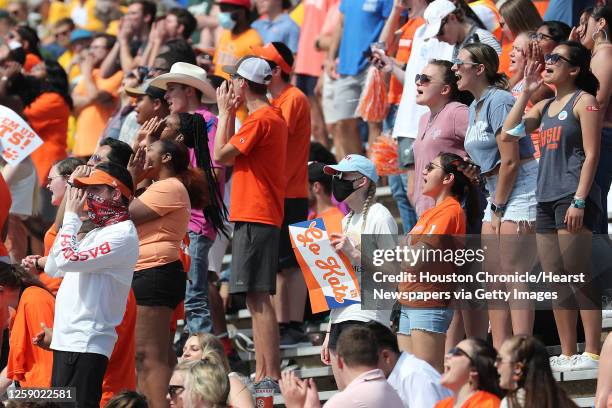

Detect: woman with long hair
498,0,543,76
497,335,577,408
436,337,504,407
180,334,253,408
502,41,602,372
319,155,398,365
128,138,209,408
454,42,539,350
574,5,612,236
0,263,54,391
534,21,572,56
25,60,72,189
7,25,42,72
398,153,480,372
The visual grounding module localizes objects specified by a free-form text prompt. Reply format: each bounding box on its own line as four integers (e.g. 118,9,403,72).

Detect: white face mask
218,12,237,30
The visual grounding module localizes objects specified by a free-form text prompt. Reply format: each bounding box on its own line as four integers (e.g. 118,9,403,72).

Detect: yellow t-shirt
213,28,262,80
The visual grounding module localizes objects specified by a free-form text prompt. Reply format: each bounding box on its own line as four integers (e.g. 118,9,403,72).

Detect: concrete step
238,345,321,362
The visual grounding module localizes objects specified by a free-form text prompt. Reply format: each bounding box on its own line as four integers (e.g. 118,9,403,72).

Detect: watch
490,202,507,217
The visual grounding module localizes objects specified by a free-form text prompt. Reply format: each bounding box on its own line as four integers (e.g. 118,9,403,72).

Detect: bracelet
571,198,586,209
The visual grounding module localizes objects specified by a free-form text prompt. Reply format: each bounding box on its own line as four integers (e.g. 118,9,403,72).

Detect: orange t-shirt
229,105,288,227
100,289,137,407
25,92,70,185
213,29,263,80
24,53,42,73
7,286,55,388
72,69,123,157
388,17,425,105
272,85,311,199
135,177,191,271
399,196,466,308
309,206,344,235
498,42,513,77
436,391,501,408
0,174,11,258
40,225,63,295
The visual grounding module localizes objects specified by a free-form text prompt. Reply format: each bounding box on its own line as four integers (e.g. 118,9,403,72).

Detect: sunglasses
544,53,573,65
452,58,480,67
415,74,445,85
167,385,185,399
425,162,444,172
530,32,554,42
447,347,473,362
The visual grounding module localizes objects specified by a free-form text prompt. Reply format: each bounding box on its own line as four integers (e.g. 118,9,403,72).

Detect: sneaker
279,327,311,349
550,354,574,372
571,352,599,371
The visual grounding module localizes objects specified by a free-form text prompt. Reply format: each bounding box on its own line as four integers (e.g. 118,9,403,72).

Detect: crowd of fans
0,0,611,407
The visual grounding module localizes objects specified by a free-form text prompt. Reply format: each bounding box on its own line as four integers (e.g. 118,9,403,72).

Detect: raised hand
216,81,240,115
65,186,87,216
127,146,151,184
371,48,393,73
69,165,91,182
523,60,543,94
136,117,165,147
279,371,308,408
568,26,580,42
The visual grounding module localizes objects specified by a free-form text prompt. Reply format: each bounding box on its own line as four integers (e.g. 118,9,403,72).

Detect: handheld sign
0,105,43,165
289,218,360,313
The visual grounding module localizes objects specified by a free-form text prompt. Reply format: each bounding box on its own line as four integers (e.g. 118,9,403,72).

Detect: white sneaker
570,353,599,371
550,354,574,372
603,309,612,319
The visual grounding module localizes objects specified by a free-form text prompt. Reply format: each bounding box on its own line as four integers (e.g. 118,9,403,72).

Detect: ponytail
559,41,599,96
439,153,480,228
462,43,510,90
0,263,50,293
178,113,228,236
429,59,474,106
158,138,210,210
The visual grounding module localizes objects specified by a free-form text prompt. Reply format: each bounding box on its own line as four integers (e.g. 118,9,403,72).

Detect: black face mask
332,177,358,202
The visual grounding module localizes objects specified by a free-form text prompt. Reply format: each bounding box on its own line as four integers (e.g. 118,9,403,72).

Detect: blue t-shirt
543,0,595,27
338,0,393,76
464,87,535,173
251,13,300,53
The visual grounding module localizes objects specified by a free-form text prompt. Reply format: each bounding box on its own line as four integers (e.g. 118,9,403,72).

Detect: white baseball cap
423,0,457,40
222,56,273,85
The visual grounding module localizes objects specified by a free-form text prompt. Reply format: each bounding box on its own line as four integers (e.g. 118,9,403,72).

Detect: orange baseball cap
251,43,292,75
73,169,133,200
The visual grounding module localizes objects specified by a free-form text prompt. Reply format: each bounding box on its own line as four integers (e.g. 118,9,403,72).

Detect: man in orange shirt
214,56,288,385
71,33,123,158
213,0,262,80
253,42,312,348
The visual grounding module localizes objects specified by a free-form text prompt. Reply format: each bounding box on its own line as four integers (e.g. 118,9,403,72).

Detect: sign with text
289,218,360,313
0,106,43,165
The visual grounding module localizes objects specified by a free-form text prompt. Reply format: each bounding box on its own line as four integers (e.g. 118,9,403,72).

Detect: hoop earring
592,28,609,43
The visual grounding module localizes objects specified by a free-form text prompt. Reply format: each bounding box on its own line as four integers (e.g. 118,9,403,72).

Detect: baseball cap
251,43,292,75
125,79,166,100
70,29,93,44
423,0,457,40
324,154,379,183
308,162,333,184
216,0,251,7
73,168,133,200
222,56,273,85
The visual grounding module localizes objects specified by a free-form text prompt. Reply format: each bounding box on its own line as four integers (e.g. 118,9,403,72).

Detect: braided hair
344,178,377,235
177,112,228,236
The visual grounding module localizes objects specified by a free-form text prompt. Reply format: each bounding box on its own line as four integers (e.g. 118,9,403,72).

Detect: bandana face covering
86,193,130,227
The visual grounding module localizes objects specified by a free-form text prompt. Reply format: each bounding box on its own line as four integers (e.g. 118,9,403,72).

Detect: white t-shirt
393,26,454,139
329,202,398,326
45,212,139,358
387,352,452,408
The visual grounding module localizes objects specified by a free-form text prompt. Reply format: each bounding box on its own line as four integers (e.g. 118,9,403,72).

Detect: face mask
218,12,237,30
332,177,358,203
86,193,130,227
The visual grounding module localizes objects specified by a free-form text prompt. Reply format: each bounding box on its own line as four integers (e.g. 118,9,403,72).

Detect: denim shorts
482,160,538,223
397,307,454,335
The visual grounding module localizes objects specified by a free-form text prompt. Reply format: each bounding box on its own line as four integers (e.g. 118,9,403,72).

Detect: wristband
491,202,507,217
571,198,586,209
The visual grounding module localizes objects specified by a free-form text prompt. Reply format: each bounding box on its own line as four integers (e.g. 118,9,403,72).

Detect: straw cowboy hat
150,62,217,104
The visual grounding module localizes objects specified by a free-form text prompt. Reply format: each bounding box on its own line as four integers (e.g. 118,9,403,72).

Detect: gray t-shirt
464,87,535,173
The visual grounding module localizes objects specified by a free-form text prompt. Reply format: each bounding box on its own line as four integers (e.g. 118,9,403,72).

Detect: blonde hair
462,43,509,90
189,333,230,373
184,359,230,408
344,179,377,235
499,0,543,37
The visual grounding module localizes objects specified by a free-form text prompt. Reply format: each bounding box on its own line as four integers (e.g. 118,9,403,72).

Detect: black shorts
52,350,108,408
230,222,280,294
295,74,318,97
132,260,186,308
536,194,600,233
328,320,391,351
279,198,309,270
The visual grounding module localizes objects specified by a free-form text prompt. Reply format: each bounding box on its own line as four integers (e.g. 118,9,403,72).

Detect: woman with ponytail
398,153,479,372
497,335,577,408
318,155,398,365
453,42,539,350
575,5,612,235
128,138,208,407
0,263,54,390
502,41,602,372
